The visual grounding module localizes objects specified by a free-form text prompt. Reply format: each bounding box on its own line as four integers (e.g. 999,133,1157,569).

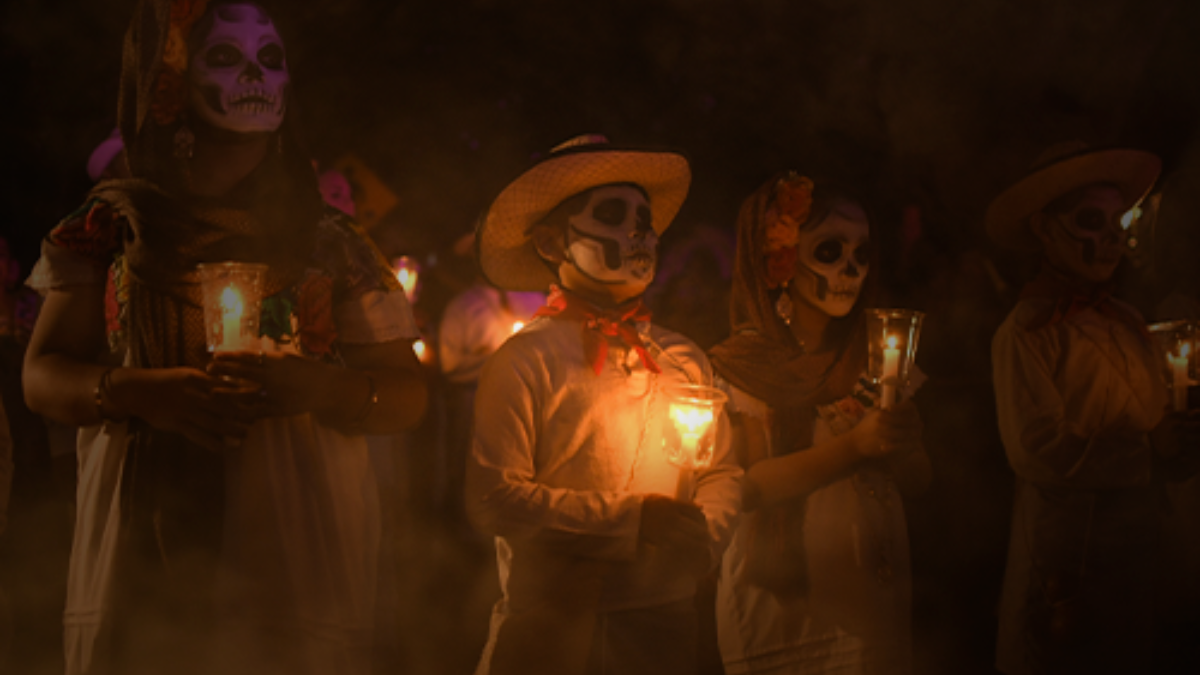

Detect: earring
173,123,195,160
774,282,793,326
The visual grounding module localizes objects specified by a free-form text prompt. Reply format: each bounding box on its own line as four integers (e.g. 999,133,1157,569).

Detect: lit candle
881,335,901,409
413,338,429,363
669,402,715,500
394,256,420,302
1170,344,1190,412
219,284,245,352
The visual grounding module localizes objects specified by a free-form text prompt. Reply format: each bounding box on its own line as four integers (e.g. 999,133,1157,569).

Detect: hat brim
985,148,1161,253
477,147,691,291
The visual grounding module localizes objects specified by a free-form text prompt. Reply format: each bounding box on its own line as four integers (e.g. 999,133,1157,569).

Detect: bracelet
351,374,378,425
93,367,118,423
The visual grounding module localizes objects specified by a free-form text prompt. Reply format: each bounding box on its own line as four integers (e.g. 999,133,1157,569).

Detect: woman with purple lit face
22,2,426,673
710,173,930,674
987,143,1200,674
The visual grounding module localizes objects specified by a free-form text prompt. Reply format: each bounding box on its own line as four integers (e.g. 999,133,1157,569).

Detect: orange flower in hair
152,0,210,126
763,172,813,289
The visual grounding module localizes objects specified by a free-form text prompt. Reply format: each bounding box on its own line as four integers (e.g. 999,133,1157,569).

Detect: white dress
29,209,419,675
716,382,915,675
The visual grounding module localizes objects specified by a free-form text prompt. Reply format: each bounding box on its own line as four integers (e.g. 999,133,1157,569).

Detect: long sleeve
465,338,643,562
992,304,1162,488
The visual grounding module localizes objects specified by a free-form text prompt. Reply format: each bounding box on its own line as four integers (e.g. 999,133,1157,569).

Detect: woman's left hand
207,350,336,419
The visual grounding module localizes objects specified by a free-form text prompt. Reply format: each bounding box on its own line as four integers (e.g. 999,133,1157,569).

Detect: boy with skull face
466,135,742,675
709,172,929,674
987,142,1200,674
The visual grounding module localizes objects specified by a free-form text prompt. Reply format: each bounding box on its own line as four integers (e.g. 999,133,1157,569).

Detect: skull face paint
188,4,288,134
792,203,871,318
1038,185,1129,284
564,185,658,287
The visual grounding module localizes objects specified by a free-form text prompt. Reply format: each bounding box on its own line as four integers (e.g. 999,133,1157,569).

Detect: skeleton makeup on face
791,203,871,318
564,185,658,287
188,3,288,134
1037,184,1130,284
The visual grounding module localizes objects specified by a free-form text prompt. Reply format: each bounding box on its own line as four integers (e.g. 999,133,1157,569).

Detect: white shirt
991,297,1168,488
465,315,742,653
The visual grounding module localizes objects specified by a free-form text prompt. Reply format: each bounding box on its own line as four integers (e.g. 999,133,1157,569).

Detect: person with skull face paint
709,172,930,675
22,2,427,674
466,135,742,675
986,142,1200,674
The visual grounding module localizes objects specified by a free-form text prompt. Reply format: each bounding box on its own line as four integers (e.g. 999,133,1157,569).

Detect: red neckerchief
534,285,662,375
1019,267,1150,341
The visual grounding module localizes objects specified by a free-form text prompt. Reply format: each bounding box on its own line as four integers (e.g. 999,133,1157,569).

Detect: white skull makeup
792,203,871,318
188,4,288,134
564,185,657,287
1038,185,1130,284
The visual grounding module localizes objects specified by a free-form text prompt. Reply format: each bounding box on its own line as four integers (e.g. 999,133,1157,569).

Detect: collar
534,285,661,375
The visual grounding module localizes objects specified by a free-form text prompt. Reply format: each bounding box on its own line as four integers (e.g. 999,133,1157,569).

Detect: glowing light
220,285,244,351
886,335,898,350
511,321,525,334
393,256,421,302
1121,206,1142,230
413,339,431,363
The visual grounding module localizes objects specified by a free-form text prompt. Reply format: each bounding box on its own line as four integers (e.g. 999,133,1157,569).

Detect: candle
1170,344,1190,412
881,335,900,409
669,402,715,500
393,256,420,302
219,284,245,352
413,338,431,363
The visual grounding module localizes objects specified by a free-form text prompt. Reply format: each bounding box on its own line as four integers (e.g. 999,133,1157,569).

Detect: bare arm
24,287,255,451
746,399,925,507
207,338,428,435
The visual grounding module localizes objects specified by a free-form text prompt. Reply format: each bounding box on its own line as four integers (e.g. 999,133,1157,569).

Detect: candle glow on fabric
511,320,525,334
219,284,244,351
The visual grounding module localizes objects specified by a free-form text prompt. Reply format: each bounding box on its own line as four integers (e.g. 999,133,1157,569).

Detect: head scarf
709,172,874,412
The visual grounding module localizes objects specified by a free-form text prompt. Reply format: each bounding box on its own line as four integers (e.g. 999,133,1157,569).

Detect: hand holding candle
1149,321,1199,413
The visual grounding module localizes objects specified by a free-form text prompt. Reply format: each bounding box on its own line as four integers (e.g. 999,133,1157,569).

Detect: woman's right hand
107,367,260,452
851,399,925,460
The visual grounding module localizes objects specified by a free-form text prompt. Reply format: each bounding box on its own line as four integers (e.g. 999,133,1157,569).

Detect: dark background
3,1,1200,673
5,0,1200,277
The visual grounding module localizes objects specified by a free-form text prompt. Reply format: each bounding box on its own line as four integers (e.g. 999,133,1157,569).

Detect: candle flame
886,335,898,349
396,269,418,297
512,321,525,334
220,285,244,317
670,403,714,435
413,339,431,363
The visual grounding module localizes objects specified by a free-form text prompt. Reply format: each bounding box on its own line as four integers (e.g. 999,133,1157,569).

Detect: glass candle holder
393,255,421,303
866,308,925,409
663,383,727,500
1148,320,1199,412
198,262,267,353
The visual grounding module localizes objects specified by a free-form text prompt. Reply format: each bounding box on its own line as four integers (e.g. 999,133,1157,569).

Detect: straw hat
985,141,1161,253
477,134,691,291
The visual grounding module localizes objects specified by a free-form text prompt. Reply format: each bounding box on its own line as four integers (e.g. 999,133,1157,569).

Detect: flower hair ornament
153,0,210,127
763,172,814,324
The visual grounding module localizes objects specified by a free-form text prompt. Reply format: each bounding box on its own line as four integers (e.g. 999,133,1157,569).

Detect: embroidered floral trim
763,172,814,290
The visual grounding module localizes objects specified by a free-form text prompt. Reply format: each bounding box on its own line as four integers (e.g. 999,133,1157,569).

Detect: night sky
5,0,1199,283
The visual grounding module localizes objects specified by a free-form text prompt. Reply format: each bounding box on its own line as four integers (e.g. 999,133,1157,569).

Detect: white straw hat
985,141,1161,253
477,134,691,291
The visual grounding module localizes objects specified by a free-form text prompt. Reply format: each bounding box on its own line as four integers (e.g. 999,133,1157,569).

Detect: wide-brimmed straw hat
477,134,691,291
985,141,1161,253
